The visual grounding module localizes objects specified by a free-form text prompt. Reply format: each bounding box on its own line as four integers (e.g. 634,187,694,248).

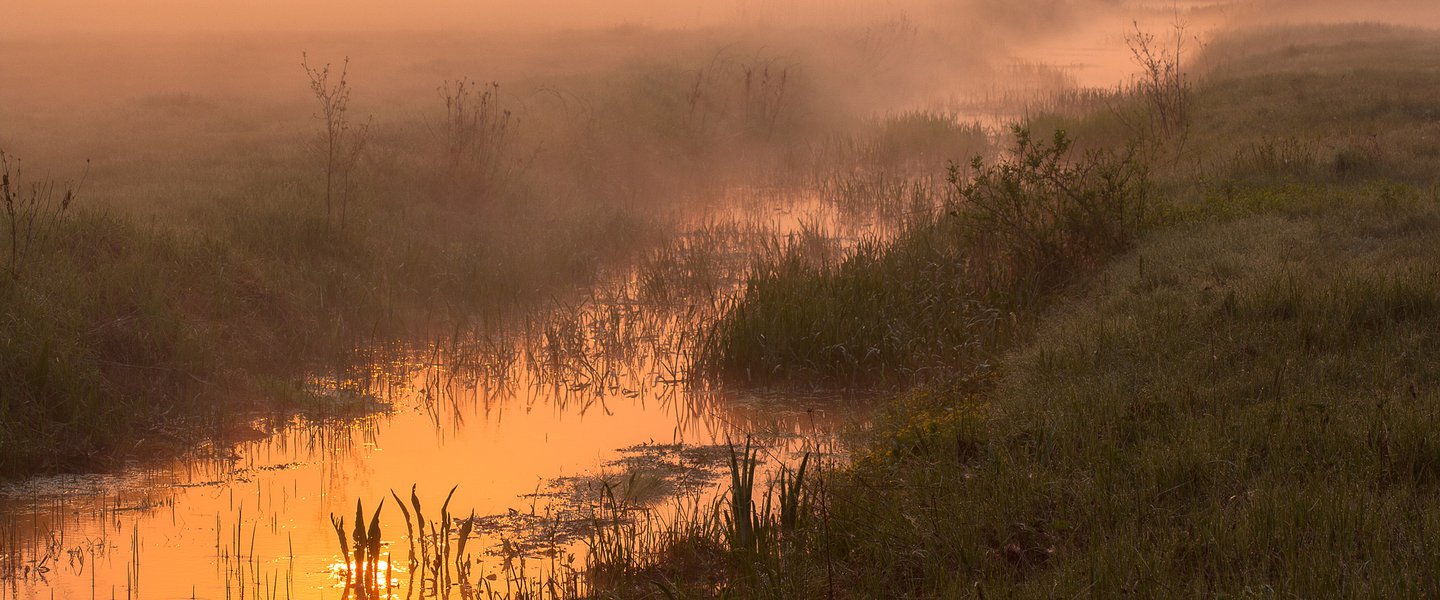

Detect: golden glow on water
330,559,398,588
0,363,846,596
0,189,873,599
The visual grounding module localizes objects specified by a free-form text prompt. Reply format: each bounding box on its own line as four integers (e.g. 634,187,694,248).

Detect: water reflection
0,187,876,599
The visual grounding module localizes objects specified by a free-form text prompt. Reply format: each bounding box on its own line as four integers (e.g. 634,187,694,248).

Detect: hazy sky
4,0,925,33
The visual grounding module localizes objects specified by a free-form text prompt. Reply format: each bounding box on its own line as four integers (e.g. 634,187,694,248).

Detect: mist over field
2,0,1160,210
8,0,1050,32
4,0,1440,597
8,0,1439,36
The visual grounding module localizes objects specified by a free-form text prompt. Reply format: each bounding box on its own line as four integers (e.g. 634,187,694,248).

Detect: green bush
953,126,1150,305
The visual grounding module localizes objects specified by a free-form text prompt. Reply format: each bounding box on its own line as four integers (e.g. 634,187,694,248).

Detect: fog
4,0,1440,596
3,0,1438,208
7,0,945,33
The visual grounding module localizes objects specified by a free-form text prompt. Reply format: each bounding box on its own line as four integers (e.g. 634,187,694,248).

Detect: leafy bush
953,126,1150,304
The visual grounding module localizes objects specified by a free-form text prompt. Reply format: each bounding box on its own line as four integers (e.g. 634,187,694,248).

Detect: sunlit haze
7,0,938,33
4,0,1440,598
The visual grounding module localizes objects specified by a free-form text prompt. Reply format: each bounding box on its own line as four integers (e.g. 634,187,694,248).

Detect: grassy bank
616,23,1440,597
700,125,1148,386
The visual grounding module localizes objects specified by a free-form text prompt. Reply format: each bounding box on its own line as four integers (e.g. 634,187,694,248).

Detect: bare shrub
302,54,370,230
1123,20,1194,142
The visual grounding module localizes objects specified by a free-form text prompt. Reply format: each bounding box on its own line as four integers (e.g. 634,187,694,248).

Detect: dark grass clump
700,126,1149,386
0,212,294,474
865,110,991,172
698,219,995,385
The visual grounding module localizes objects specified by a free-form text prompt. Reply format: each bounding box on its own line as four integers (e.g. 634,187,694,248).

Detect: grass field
609,22,1440,598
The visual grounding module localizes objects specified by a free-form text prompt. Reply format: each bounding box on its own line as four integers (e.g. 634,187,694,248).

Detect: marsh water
0,188,884,598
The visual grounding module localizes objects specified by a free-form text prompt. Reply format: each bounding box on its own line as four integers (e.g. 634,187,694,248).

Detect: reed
723,439,759,554
437,79,515,204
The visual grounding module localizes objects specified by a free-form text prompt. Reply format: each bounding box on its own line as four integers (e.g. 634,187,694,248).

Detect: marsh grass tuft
702,126,1149,385
723,439,759,554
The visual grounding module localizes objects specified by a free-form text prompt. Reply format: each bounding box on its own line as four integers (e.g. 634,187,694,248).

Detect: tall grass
0,211,271,475
0,148,670,478
701,126,1150,385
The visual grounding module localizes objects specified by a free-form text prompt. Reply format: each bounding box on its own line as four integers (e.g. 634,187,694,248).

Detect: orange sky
3,0,925,33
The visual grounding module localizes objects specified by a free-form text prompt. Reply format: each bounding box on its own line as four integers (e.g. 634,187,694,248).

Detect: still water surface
0,190,874,599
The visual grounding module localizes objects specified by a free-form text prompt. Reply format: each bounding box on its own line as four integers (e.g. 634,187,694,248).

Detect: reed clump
437,78,515,204
582,442,819,598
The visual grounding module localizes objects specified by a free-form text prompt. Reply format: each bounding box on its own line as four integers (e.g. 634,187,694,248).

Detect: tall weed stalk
438,79,514,202
302,54,370,230
0,151,86,278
